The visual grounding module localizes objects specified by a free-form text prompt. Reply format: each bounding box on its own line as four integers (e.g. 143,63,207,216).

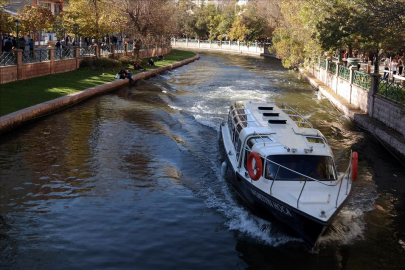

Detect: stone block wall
373,97,405,137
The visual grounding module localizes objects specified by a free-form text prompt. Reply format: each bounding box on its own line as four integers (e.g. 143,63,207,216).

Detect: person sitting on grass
133,61,145,71
148,58,155,66
118,69,127,79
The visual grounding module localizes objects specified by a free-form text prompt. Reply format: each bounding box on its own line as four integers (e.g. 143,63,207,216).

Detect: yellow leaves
18,5,55,32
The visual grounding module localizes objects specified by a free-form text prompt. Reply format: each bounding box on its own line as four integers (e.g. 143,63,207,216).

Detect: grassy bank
0,50,196,116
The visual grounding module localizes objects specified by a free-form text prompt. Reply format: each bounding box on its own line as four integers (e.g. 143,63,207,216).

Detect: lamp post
338,48,342,63
73,23,78,46
374,43,379,74
14,19,20,50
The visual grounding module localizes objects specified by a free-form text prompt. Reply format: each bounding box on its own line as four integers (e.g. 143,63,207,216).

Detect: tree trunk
133,39,142,60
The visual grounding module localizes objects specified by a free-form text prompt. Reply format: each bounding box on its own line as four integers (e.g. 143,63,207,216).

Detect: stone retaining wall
0,54,200,134
301,67,405,161
307,65,405,138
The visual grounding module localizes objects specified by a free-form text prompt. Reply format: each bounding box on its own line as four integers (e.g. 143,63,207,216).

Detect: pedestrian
4,37,13,52
29,39,34,57
398,55,403,75
19,37,26,51
383,57,390,80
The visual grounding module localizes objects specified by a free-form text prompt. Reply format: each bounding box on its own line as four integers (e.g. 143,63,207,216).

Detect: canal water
1,52,404,269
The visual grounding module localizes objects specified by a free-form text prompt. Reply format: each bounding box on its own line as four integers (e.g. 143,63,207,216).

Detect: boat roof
235,102,333,157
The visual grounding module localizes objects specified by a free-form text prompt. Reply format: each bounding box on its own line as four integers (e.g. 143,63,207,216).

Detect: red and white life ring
351,151,358,181
247,152,263,181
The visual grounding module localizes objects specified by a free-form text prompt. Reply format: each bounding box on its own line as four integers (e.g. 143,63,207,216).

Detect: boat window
265,155,336,181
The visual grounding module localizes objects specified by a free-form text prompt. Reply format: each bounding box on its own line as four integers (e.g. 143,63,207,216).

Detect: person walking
4,38,13,52
19,37,26,51
29,39,34,57
383,57,390,80
398,55,403,75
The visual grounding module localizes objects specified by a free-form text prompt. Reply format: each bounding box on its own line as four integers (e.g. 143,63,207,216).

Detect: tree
18,5,55,45
173,0,195,38
118,0,175,58
216,1,235,40
63,0,122,43
272,0,329,68
229,2,267,42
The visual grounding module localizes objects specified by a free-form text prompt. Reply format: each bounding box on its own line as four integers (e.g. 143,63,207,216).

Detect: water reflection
0,52,404,269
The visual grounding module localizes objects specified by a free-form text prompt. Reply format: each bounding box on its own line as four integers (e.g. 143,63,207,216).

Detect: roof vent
263,113,280,117
258,106,273,111
268,120,287,124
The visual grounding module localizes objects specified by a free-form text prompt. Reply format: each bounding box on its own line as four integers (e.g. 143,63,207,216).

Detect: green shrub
79,58,93,68
93,58,121,68
117,56,134,65
79,57,122,68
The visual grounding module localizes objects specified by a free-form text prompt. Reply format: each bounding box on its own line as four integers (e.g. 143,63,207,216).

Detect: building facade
32,0,63,16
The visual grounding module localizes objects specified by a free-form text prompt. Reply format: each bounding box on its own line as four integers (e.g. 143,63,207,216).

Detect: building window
54,4,60,16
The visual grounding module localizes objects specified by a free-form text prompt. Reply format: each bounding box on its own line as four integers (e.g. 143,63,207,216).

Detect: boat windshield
265,155,336,181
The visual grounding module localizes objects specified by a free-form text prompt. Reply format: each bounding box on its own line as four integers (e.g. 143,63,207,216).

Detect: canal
1,52,404,269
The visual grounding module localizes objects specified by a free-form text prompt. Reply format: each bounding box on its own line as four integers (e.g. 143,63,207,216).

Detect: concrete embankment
0,55,200,134
300,68,405,162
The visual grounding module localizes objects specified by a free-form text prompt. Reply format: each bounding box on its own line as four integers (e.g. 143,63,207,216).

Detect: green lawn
0,49,196,116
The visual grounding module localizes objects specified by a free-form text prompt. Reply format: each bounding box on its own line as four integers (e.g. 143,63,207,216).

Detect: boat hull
220,136,327,246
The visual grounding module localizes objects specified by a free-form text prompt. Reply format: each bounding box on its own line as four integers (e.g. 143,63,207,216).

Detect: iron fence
328,61,337,74
54,47,75,60
115,44,125,53
353,70,371,90
22,49,49,63
0,52,16,66
377,78,405,104
128,43,134,51
79,46,96,58
100,44,111,55
320,58,327,69
338,65,350,81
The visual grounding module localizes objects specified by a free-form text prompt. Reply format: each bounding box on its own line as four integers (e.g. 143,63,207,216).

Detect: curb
0,54,200,134
299,68,405,162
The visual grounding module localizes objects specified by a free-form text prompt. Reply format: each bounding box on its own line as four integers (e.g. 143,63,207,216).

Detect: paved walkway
300,68,405,163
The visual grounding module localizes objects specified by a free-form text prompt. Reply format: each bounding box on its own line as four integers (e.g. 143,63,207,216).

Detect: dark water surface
1,52,405,269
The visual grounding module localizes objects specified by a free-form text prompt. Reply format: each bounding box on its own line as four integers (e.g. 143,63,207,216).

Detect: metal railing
353,70,371,90
128,43,134,51
100,44,111,55
328,61,337,74
22,49,49,63
79,46,95,58
320,58,327,69
115,44,125,53
377,78,405,104
338,65,350,81
54,47,75,60
0,52,16,66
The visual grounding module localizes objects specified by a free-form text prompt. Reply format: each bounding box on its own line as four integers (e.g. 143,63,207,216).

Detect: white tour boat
220,101,358,246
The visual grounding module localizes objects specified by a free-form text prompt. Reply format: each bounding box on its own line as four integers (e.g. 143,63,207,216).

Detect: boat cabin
227,102,337,183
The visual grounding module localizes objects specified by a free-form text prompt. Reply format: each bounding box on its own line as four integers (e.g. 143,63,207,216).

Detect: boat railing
278,103,313,128
245,147,353,209
335,151,354,207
